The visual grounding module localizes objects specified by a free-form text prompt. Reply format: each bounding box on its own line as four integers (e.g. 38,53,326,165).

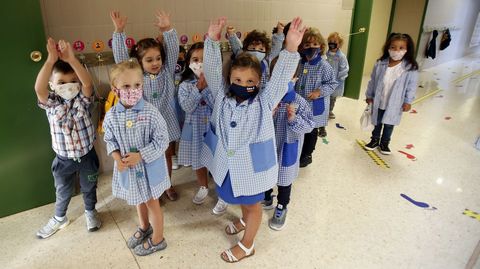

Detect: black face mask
300,47,321,60
328,43,338,50
229,83,259,100
175,60,186,74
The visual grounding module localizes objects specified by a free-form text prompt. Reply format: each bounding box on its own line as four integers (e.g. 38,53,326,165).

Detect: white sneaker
172,155,179,170
192,186,209,205
212,198,228,215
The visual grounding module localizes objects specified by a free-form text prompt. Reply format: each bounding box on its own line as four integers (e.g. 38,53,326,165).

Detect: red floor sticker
398,150,417,161
405,144,414,149
410,109,418,114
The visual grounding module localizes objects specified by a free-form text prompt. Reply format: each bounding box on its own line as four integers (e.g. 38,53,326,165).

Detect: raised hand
46,37,58,64
155,10,171,32
208,17,227,41
276,22,285,34
285,17,306,53
226,26,235,37
110,11,127,33
58,40,76,63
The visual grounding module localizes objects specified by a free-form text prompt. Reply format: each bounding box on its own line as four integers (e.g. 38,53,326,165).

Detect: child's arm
203,87,216,109
263,17,305,107
402,70,418,112
287,98,315,135
267,22,285,63
58,40,94,97
227,26,243,57
155,10,179,76
34,38,58,104
103,112,128,171
307,63,339,100
365,62,378,103
178,81,203,113
204,17,228,99
110,11,130,63
338,53,349,81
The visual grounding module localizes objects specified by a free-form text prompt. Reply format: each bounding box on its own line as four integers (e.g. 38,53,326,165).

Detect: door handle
349,27,367,36
30,51,42,62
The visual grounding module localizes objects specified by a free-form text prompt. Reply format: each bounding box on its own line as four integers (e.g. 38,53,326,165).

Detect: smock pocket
181,123,193,141
281,140,299,167
312,97,325,116
144,158,167,187
203,124,218,153
249,138,276,173
119,170,129,190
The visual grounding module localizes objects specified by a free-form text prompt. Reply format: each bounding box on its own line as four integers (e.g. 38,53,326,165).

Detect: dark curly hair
242,30,271,53
378,33,418,71
129,38,166,70
180,42,204,83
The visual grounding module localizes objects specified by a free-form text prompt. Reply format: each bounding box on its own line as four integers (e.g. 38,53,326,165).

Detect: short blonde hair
301,27,326,55
109,59,142,88
327,32,344,48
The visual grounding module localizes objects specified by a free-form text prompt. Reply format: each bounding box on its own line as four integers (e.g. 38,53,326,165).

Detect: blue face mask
301,47,321,59
229,83,259,100
247,50,266,62
282,81,296,103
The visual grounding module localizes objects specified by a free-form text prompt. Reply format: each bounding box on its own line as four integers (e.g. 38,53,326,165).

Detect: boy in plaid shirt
34,38,100,239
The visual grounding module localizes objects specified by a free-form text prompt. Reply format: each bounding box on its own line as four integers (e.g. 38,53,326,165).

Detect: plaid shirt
103,99,171,205
112,30,181,142
295,56,338,127
38,92,95,159
273,93,315,186
177,79,214,170
202,37,300,197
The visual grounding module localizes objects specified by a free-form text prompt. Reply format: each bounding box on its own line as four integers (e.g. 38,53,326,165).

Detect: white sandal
225,218,246,235
221,241,255,263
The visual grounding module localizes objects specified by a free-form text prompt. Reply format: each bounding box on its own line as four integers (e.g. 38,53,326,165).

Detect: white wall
363,0,392,75
416,0,480,69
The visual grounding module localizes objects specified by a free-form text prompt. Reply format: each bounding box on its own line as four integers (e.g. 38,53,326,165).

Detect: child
326,32,349,119
110,10,180,201
34,38,101,238
364,33,418,154
177,42,215,205
263,77,315,231
172,45,187,170
226,23,285,89
295,27,338,167
202,16,305,263
103,60,170,256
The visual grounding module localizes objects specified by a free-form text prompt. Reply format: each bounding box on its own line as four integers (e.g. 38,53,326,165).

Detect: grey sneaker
85,210,101,232
261,195,276,210
269,205,288,231
36,216,70,239
134,237,167,256
127,226,153,249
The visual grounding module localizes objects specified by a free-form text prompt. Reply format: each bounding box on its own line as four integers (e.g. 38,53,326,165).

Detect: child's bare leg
144,198,164,246
222,203,261,260
165,142,178,200
196,167,208,187
136,203,149,230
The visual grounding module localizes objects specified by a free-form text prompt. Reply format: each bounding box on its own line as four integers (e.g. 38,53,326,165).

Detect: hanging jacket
425,30,438,59
440,29,451,50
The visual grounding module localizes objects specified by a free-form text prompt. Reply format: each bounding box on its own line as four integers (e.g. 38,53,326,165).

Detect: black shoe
318,127,327,137
379,142,391,155
364,139,379,151
299,156,312,168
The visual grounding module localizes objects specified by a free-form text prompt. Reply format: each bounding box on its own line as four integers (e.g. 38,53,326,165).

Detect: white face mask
388,49,407,61
189,62,203,77
52,82,81,100
248,50,266,62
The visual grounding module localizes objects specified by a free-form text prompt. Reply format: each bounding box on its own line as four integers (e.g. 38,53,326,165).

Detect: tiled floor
1,55,479,269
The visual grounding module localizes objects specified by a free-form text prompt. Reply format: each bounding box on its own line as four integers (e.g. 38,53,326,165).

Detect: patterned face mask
116,87,143,107
52,82,81,100
189,62,204,77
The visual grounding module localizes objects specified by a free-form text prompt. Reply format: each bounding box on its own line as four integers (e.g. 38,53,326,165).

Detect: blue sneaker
269,205,288,231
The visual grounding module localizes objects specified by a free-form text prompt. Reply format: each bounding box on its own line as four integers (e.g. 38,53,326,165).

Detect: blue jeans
371,109,394,143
